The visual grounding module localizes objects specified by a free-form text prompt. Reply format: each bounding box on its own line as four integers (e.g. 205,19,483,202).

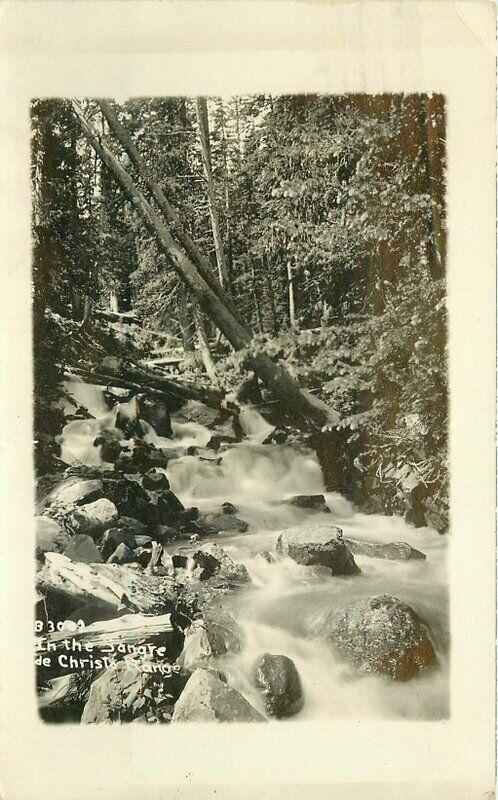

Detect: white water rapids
58,379,449,721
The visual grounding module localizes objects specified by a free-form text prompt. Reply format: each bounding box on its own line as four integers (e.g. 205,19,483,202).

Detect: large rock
81,661,145,723
343,538,426,561
93,431,122,463
99,473,153,521
177,606,241,670
287,494,330,512
327,595,437,681
191,543,250,587
118,516,146,536
254,653,304,718
276,525,359,575
197,512,249,534
172,669,264,722
63,534,103,564
35,516,71,558
49,478,103,507
130,440,169,472
107,543,135,565
70,498,119,537
142,470,170,492
139,397,173,438
100,527,137,560
175,403,220,429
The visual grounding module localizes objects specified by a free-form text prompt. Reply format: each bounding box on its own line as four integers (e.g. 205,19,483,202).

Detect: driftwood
37,553,179,615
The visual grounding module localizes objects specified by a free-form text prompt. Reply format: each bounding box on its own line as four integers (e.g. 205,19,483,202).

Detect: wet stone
63,534,103,564
327,595,437,681
254,653,304,718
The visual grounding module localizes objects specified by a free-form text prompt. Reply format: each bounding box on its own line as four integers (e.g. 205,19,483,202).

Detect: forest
33,94,449,723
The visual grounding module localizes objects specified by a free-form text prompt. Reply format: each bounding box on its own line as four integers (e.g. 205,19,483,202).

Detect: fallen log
72,101,339,430
36,552,179,615
36,612,176,686
95,309,142,326
41,612,174,651
63,360,225,410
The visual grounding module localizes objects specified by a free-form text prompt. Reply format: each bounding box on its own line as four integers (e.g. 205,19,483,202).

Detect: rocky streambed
35,379,449,723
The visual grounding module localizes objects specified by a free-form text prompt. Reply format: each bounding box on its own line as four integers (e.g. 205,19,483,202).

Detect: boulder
63,534,103,564
175,403,220,429
254,654,304,718
197,512,249,534
99,474,157,523
35,516,71,558
130,440,169,472
134,547,153,567
172,669,264,722
117,516,146,536
221,502,238,515
49,478,103,507
155,525,181,544
142,470,170,492
276,525,359,575
287,494,330,512
149,491,185,527
206,435,238,452
81,661,145,723
191,543,250,587
93,431,122,463
100,527,138,560
134,535,153,548
188,519,219,538
343,538,426,561
139,397,173,438
177,606,241,670
327,594,437,681
107,543,135,565
70,498,119,538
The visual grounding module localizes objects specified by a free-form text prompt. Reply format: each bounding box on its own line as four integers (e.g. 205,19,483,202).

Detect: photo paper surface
0,2,495,798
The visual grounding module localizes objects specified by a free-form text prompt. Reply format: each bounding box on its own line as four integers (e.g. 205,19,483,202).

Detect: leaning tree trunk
97,99,242,326
195,97,231,288
71,101,338,430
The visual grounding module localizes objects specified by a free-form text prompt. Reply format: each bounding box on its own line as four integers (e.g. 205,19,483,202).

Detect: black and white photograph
33,93,450,724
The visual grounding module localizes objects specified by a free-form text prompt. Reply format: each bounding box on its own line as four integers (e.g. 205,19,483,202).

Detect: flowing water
58,378,450,721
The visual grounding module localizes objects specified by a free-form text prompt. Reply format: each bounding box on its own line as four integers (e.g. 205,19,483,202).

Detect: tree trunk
423,94,446,279
264,256,279,336
251,264,263,333
195,97,231,288
97,99,242,324
37,553,178,615
72,101,338,429
193,304,219,386
63,362,224,409
287,261,297,327
177,281,197,369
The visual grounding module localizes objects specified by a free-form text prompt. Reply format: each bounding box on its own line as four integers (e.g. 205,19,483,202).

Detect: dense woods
32,94,447,532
